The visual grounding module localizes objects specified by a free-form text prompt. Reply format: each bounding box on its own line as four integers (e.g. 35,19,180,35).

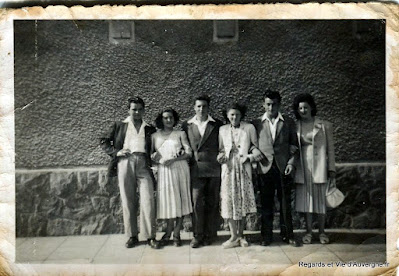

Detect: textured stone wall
14,20,385,169
16,163,385,237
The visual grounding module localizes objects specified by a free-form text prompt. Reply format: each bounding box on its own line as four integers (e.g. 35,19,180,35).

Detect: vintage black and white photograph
13,18,386,269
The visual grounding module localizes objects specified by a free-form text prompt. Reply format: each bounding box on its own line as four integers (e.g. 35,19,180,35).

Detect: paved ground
16,229,386,265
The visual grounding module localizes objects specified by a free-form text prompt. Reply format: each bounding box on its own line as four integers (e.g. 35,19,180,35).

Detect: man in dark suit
182,95,223,248
252,90,300,247
100,96,160,249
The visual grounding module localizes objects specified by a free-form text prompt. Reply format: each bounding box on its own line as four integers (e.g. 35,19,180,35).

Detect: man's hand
217,152,228,164
251,148,264,162
151,152,161,162
240,155,249,164
163,158,176,166
117,149,131,157
284,164,295,175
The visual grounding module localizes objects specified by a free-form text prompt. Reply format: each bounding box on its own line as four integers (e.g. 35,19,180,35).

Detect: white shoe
239,237,249,247
222,239,240,249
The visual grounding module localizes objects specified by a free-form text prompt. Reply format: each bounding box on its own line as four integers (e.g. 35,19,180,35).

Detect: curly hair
292,93,317,119
223,102,247,123
155,108,180,129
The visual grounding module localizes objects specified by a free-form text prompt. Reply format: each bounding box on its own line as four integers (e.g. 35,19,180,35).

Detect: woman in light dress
151,108,193,247
292,93,336,244
217,103,258,249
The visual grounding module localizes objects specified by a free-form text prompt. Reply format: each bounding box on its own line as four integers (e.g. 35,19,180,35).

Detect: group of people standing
100,90,335,250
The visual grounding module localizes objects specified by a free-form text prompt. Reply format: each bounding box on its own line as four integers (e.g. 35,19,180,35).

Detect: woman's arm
217,127,228,164
325,121,336,177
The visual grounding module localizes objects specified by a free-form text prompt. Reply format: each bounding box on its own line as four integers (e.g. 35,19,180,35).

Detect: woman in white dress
151,108,193,247
217,103,258,249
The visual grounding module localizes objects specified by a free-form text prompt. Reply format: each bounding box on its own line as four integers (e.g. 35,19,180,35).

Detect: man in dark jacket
100,96,160,249
182,95,223,248
252,90,300,247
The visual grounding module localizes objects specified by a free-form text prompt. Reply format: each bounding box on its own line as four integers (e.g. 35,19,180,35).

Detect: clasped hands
151,149,185,166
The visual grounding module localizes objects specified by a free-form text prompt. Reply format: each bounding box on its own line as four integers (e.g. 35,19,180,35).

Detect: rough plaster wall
14,20,385,168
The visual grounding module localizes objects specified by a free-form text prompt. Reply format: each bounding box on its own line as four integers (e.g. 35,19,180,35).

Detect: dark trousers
258,163,294,240
191,177,221,240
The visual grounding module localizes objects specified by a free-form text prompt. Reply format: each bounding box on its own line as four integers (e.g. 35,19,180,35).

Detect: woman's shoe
239,237,249,247
319,233,329,244
160,233,171,246
302,233,313,244
222,239,240,249
173,236,182,247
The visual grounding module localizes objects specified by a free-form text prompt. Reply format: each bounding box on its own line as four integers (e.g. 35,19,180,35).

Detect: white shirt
187,115,216,137
122,117,147,153
261,112,284,141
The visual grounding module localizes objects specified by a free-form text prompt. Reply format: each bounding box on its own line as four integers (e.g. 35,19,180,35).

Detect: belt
130,152,146,156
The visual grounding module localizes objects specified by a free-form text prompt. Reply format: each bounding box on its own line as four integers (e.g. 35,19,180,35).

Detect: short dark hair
292,93,318,119
128,96,145,109
194,95,211,105
155,108,180,129
263,90,281,103
223,102,247,122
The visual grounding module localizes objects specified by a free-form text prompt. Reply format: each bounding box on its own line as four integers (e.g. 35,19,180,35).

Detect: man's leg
258,172,276,244
117,157,139,247
191,175,206,246
204,177,221,244
277,174,298,246
135,155,156,241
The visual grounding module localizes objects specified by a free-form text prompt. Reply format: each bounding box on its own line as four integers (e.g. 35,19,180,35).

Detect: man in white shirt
101,97,160,249
182,95,223,248
252,90,300,247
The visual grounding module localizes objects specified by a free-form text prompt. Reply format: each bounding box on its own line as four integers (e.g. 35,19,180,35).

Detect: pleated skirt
157,160,193,219
295,145,327,214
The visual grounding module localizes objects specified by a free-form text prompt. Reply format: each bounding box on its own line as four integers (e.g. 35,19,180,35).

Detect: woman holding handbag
151,108,193,247
292,93,336,244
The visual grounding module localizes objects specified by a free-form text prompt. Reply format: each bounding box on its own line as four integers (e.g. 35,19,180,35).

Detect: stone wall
16,163,385,237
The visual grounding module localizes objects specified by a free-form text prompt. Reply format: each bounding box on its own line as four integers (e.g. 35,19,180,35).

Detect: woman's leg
305,213,313,234
318,214,326,234
228,219,238,241
302,212,313,244
163,219,174,239
318,214,329,244
173,217,183,238
237,219,244,238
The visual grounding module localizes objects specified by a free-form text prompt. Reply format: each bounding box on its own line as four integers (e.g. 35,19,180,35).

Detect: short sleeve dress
152,130,193,219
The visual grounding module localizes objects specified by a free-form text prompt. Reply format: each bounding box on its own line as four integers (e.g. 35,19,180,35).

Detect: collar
187,115,216,124
261,112,284,122
122,116,149,127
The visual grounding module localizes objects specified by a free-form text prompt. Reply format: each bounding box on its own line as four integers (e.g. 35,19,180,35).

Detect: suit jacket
219,122,258,180
100,120,156,177
182,118,223,178
252,114,298,175
294,117,335,184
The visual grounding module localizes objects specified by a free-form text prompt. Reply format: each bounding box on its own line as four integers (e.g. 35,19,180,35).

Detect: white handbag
325,178,345,208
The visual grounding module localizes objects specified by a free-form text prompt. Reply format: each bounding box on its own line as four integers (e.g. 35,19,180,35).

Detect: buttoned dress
219,122,257,220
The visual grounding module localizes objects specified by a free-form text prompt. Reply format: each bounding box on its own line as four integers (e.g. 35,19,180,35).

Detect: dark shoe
125,237,139,248
283,237,301,247
203,236,214,246
190,237,203,248
260,237,272,246
147,238,161,249
173,236,182,247
160,233,171,246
